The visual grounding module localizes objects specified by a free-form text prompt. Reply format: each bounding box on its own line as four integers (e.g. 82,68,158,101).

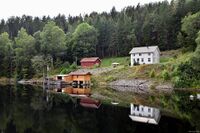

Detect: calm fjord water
0,85,199,133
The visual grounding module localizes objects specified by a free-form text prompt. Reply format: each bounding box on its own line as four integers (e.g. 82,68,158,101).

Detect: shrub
61,61,70,68
69,63,77,69
60,68,70,74
149,69,156,78
105,75,117,82
60,63,78,74
149,84,156,90
162,69,170,80
173,62,200,88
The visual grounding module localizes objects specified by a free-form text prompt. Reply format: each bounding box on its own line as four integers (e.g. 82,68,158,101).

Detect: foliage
105,75,117,82
173,62,200,88
40,21,66,57
0,0,200,82
60,63,77,74
174,30,200,88
149,69,156,78
0,32,13,77
162,69,170,81
178,11,200,51
71,22,98,60
15,28,36,80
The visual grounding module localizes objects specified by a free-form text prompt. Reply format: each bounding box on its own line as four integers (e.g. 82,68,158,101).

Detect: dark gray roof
129,46,159,54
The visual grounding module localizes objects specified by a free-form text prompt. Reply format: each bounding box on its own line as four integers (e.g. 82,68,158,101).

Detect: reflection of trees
0,85,76,133
1,85,199,133
0,85,12,131
0,85,135,133
190,108,200,130
160,90,200,130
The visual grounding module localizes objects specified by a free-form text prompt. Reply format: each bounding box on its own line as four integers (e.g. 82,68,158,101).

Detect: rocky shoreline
109,79,174,94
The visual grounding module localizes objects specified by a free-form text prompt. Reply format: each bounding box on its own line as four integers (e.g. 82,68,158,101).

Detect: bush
60,68,70,74
149,84,156,90
162,69,170,80
60,63,78,74
61,61,70,68
69,63,77,69
105,75,117,82
172,62,200,88
149,69,156,78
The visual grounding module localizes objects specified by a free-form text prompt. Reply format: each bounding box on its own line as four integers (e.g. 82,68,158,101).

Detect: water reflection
48,85,101,109
51,85,91,96
0,84,199,133
129,104,161,125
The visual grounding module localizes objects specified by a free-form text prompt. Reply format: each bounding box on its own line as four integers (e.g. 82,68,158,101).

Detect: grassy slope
100,56,130,67
94,49,193,85
91,49,194,107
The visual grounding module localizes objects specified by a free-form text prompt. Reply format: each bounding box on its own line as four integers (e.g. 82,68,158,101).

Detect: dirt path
73,67,114,75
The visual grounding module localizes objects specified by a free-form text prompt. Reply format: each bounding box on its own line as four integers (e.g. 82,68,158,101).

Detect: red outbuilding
80,57,101,68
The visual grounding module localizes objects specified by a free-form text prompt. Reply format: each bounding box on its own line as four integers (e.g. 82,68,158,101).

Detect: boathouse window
148,58,151,62
148,108,151,112
133,54,135,56
57,76,62,80
139,53,142,56
141,107,144,111
141,58,144,62
137,58,139,62
148,53,151,56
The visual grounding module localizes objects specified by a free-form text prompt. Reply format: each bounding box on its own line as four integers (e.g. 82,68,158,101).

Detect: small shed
112,62,120,68
80,57,101,68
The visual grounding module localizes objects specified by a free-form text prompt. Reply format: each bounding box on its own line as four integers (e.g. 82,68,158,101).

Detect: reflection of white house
197,94,200,100
129,46,160,66
129,104,161,125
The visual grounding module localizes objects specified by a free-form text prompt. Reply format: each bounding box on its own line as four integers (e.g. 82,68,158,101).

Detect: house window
139,53,142,56
148,53,151,56
148,108,151,112
133,54,135,56
148,58,151,62
141,58,144,62
137,58,139,62
141,107,144,111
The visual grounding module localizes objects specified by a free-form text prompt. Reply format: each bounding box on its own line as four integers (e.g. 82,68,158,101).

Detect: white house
129,104,161,125
129,46,160,66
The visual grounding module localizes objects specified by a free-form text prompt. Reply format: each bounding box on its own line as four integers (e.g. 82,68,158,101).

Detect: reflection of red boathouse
79,97,101,109
62,86,91,96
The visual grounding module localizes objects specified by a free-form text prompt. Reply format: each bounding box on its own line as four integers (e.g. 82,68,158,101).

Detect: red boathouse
80,57,101,68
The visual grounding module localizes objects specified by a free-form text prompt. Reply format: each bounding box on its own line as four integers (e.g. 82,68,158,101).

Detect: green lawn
101,56,130,67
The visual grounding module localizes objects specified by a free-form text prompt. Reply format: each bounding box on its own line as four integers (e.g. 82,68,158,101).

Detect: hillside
93,49,190,84
88,49,196,105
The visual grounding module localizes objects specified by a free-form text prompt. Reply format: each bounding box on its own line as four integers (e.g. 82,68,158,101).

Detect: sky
1,0,171,20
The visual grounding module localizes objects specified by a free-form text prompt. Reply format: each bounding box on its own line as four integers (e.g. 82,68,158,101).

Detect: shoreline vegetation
0,49,199,106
